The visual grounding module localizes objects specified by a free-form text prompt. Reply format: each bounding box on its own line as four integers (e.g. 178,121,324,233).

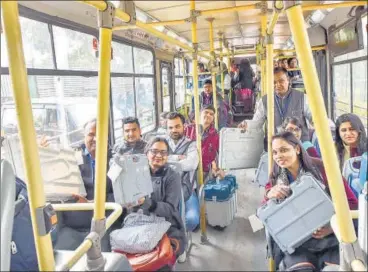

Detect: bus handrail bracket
340,240,367,271
98,1,115,29
85,218,107,271
283,0,301,11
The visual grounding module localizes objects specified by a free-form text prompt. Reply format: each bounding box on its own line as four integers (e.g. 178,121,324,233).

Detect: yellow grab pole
266,35,275,272
261,56,266,96
182,56,189,119
207,17,219,130
200,3,258,15
285,2,356,243
266,36,274,207
219,32,225,98
302,1,366,11
1,1,55,270
191,0,207,240
94,28,112,220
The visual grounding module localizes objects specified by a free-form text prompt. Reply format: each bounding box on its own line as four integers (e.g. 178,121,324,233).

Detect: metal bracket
117,1,136,25
85,218,107,271
192,43,198,59
256,1,268,14
35,203,57,236
274,1,284,12
283,0,301,11
190,9,200,23
184,17,192,23
98,2,115,29
265,34,274,45
340,240,367,271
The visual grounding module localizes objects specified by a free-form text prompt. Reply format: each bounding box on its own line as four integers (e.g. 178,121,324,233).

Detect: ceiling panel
135,1,210,12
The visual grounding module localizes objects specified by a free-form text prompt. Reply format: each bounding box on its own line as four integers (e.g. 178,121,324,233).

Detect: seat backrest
1,159,16,271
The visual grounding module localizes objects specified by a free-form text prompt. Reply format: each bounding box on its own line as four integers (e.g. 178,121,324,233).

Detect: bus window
135,77,155,133
352,60,368,128
133,48,153,74
333,64,351,117
53,26,99,71
111,41,133,73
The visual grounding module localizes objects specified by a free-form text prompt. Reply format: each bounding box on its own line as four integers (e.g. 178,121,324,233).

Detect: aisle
177,169,267,271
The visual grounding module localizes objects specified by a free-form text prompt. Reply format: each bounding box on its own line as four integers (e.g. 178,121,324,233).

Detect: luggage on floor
2,135,86,202
204,175,238,228
359,152,367,187
108,154,153,206
113,234,176,272
257,173,335,254
219,127,264,169
254,152,269,187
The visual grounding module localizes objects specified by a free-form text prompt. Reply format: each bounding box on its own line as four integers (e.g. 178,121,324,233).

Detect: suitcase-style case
204,175,238,228
109,154,153,206
254,152,269,187
257,173,335,254
342,155,366,198
219,127,264,169
2,135,86,202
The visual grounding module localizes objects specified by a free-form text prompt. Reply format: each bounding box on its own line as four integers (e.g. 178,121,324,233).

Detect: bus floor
177,168,267,271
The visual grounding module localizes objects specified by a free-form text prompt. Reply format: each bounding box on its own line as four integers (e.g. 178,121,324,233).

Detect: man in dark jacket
113,117,147,155
54,118,115,252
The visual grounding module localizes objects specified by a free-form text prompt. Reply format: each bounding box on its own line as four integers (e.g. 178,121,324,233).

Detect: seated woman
139,137,186,259
281,117,320,158
264,132,358,271
335,113,367,170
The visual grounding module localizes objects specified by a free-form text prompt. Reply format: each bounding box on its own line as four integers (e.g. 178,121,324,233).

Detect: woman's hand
266,184,290,200
72,194,90,203
312,225,334,239
211,161,226,180
38,135,50,148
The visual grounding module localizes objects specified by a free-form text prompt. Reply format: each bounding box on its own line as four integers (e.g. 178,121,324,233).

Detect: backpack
11,177,57,271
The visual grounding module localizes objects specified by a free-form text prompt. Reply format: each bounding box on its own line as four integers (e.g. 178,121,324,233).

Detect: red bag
113,234,176,271
234,88,253,113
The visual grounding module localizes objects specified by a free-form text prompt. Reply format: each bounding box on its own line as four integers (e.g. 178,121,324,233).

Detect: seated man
53,118,115,252
157,112,169,135
165,112,200,233
113,117,147,155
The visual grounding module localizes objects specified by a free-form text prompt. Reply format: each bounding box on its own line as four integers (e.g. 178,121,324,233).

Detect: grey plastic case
110,154,153,206
254,152,269,187
219,127,264,170
257,173,335,254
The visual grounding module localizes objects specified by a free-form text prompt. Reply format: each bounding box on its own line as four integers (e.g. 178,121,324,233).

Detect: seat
0,159,16,271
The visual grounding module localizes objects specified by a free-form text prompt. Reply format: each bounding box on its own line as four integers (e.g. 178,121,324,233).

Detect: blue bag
11,178,57,271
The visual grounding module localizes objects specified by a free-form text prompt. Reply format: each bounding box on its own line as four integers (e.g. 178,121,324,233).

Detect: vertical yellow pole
182,56,188,119
191,0,207,240
266,35,276,272
1,2,55,270
207,17,219,130
219,33,225,98
261,56,266,96
285,2,356,243
93,27,112,220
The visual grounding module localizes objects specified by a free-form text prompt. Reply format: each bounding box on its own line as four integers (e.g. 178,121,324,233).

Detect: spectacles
149,149,168,156
286,127,301,133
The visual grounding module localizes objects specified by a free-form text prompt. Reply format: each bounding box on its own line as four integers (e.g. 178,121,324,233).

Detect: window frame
1,5,158,146
173,57,191,110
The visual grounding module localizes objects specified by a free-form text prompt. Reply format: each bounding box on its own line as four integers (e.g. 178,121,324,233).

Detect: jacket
113,139,147,155
263,157,358,210
62,144,115,230
148,165,186,255
185,124,219,173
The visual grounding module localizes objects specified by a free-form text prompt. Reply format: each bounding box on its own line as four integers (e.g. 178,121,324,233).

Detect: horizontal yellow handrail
53,202,122,270
302,1,367,11
200,2,258,15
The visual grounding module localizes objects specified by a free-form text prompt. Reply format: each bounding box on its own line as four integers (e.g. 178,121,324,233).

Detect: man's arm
175,141,199,172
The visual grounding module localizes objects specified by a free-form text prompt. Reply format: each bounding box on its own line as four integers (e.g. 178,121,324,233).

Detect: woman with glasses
282,117,320,158
139,136,186,259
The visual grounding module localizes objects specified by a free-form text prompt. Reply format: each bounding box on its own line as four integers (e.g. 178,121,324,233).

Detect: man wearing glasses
165,112,200,233
238,67,313,151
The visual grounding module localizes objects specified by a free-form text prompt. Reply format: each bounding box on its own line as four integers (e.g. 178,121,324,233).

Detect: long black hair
335,113,367,168
270,131,322,186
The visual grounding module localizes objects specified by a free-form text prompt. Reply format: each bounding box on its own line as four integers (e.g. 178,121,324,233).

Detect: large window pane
133,48,153,74
111,42,133,73
175,77,185,109
1,17,54,68
111,77,135,141
135,77,155,133
53,26,99,71
333,64,351,118
352,60,367,128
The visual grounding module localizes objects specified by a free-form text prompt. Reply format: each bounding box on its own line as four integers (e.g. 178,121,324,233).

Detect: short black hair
160,112,169,119
202,104,216,113
145,136,169,154
122,116,140,128
166,112,186,125
198,62,204,68
287,57,297,66
274,66,289,76
204,79,212,86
